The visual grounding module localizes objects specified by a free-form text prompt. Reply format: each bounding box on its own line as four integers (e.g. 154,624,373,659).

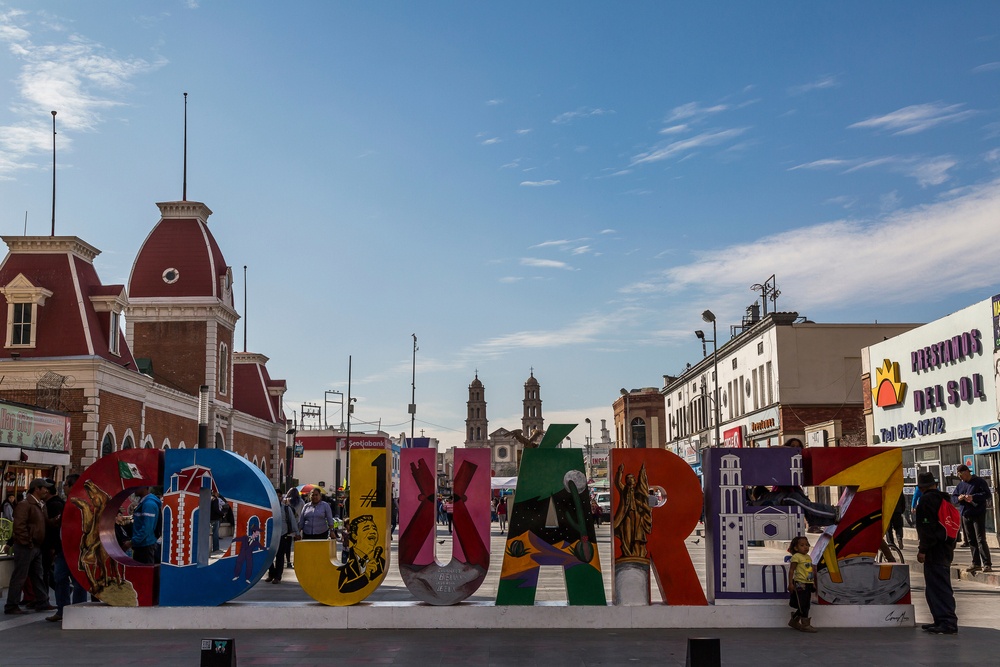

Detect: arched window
101,433,115,457
215,432,225,450
121,435,134,450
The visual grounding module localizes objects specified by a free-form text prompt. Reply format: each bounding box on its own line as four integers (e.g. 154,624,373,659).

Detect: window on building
766,361,774,405
631,418,646,448
752,368,759,411
11,303,32,346
109,311,121,356
2,277,52,349
101,433,115,456
219,343,229,395
121,435,133,450
732,358,738,370
497,446,508,459
758,341,764,354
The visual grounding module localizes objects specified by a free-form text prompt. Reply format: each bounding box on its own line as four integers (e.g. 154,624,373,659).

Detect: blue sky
1,3,999,450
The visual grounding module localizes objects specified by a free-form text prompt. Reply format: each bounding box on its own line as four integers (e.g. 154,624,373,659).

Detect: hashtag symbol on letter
360,491,378,507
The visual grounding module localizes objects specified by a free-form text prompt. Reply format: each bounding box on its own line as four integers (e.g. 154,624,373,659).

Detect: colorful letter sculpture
704,446,909,605
295,448,391,606
704,447,808,602
610,449,707,606
62,448,279,607
62,448,163,606
159,449,280,606
497,425,606,606
398,447,491,604
807,446,909,605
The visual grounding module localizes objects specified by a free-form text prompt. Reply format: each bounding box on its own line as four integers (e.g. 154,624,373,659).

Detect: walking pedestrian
916,472,958,635
4,478,55,615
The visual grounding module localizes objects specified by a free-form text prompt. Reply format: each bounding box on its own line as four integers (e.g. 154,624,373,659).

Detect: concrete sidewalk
3,522,999,666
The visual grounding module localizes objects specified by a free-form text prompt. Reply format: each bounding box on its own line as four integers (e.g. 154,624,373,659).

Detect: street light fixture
584,417,593,480
700,310,721,449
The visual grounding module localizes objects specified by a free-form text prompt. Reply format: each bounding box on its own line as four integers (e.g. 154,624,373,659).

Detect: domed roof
524,370,539,386
128,201,231,302
469,373,483,388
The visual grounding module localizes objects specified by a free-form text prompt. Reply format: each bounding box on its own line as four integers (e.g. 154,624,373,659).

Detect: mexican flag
118,461,142,479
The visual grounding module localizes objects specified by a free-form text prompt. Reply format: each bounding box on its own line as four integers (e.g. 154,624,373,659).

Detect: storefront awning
491,476,517,489
0,447,20,462
23,449,70,466
13,448,71,466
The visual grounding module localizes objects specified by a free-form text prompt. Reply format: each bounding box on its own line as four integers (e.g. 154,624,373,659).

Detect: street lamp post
284,421,296,492
584,417,593,480
700,310,721,448
409,334,418,444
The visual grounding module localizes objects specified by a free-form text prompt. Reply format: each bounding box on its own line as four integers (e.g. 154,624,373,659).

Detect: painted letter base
64,601,914,630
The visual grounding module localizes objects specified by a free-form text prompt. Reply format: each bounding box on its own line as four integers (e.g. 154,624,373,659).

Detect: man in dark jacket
5,478,55,615
916,472,958,635
952,464,992,573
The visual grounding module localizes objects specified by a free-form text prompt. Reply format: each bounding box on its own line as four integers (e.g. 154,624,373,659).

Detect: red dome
128,201,230,301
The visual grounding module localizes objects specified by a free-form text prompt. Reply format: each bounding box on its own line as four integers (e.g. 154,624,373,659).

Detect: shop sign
972,422,1000,455
748,407,779,435
682,439,700,464
337,436,390,450
722,426,744,448
0,404,70,452
879,416,946,443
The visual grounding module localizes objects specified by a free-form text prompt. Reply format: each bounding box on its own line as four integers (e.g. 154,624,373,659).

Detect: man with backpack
915,471,958,635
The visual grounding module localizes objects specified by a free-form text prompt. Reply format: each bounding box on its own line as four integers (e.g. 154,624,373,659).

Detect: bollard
686,637,720,667
201,638,237,667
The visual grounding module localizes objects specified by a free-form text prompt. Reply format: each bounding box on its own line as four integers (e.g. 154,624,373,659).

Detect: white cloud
620,178,1000,308
849,102,976,136
528,240,573,249
630,128,748,166
552,108,613,124
788,74,839,96
659,124,689,135
515,128,532,135
972,62,1000,73
792,155,958,187
521,257,573,270
665,102,729,123
520,179,560,187
571,246,591,255
481,137,501,145
465,313,614,357
486,98,504,106
0,9,161,178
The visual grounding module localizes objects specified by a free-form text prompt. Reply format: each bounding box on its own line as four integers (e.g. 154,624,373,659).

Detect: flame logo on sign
872,359,906,408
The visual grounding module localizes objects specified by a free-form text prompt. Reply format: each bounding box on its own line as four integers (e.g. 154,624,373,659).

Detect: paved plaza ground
1,522,997,666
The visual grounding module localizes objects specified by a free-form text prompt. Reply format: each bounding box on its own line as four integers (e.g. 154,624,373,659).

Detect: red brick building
0,199,287,495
